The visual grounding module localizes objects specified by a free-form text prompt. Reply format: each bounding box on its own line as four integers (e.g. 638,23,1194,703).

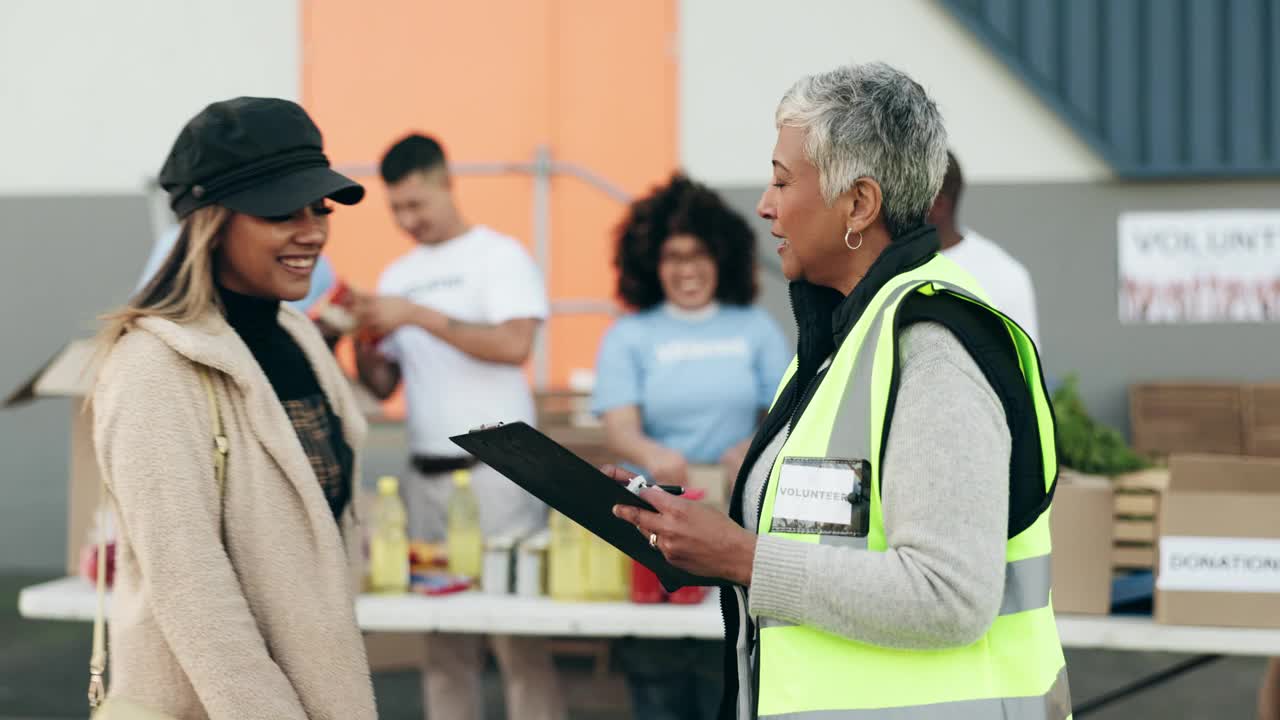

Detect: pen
622,475,686,497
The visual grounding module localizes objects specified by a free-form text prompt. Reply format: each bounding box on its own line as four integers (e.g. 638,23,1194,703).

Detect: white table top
19,577,1280,656
19,577,720,639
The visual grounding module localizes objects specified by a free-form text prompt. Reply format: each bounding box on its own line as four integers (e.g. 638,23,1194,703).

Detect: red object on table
411,572,472,596
668,584,709,604
630,487,709,604
631,561,666,603
80,541,116,588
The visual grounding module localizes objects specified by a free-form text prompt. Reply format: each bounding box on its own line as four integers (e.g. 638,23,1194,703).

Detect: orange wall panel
303,0,553,162
546,0,678,385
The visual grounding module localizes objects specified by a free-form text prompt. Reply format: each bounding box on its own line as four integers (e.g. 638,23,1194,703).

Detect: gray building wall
960,180,1280,426
0,196,152,571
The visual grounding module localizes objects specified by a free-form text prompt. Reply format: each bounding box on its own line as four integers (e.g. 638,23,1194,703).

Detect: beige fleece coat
92,304,376,720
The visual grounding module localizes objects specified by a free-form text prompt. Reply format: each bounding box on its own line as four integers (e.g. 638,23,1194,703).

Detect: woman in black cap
89,97,377,719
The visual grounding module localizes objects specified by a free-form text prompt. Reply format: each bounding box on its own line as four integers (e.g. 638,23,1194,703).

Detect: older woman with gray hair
613,62,1070,719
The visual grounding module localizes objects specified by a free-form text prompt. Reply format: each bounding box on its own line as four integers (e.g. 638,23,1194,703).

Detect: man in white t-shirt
354,134,562,720
927,150,1042,348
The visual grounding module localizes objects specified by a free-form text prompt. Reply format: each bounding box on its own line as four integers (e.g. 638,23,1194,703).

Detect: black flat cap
158,97,364,219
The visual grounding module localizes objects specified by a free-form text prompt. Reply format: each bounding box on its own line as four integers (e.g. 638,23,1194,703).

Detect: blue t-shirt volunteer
591,302,791,466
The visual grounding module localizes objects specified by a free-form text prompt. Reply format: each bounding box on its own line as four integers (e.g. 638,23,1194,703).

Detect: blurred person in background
353,133,563,720
91,98,375,719
594,174,790,488
927,150,1041,347
612,62,1069,719
592,173,789,719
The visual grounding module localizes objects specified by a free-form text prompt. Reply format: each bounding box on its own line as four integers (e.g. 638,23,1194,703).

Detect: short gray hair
776,62,948,237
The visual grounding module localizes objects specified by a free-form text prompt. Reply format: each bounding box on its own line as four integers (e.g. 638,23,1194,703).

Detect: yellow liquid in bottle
548,511,588,601
447,470,484,581
586,536,630,601
369,476,409,594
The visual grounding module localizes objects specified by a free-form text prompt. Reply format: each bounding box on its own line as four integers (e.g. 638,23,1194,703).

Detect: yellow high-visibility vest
744,254,1070,720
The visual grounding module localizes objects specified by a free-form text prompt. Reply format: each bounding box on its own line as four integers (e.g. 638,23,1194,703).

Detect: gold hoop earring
844,228,863,250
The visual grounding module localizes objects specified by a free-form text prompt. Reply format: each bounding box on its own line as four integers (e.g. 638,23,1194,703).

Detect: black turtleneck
220,286,353,521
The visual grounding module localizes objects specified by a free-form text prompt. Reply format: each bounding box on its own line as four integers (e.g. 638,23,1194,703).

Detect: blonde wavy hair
98,205,232,348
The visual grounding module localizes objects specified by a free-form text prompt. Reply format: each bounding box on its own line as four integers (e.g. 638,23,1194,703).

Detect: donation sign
1158,536,1280,594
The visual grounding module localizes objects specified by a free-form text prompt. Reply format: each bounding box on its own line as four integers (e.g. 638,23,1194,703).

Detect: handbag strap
89,365,228,708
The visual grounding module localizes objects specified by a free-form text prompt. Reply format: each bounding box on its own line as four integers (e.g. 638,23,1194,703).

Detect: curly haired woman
592,173,789,720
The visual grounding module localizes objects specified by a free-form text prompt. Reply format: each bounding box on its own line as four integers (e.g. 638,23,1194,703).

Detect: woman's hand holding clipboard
604,465,757,588
450,422,721,591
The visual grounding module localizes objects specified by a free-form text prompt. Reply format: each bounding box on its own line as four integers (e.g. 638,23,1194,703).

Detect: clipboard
450,421,720,592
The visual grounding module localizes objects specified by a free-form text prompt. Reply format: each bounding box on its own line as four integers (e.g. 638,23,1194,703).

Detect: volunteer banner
1118,210,1280,324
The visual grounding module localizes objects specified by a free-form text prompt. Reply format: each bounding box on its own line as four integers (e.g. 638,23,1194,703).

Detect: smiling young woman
90,98,377,720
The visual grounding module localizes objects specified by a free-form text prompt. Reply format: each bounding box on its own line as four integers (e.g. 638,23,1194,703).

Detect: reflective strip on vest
1000,554,1053,616
758,665,1071,720
742,255,1068,719
825,282,917,475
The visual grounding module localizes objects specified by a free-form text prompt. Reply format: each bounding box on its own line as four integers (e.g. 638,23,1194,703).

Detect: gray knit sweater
743,321,1011,650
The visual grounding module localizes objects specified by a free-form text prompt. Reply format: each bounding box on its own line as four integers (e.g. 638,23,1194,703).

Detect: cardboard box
534,392,737,508
536,390,614,469
1243,384,1280,458
1111,545,1155,568
541,423,614,467
1109,468,1169,572
687,465,730,511
1156,454,1280,628
1130,383,1245,457
1049,471,1115,615
535,390,600,430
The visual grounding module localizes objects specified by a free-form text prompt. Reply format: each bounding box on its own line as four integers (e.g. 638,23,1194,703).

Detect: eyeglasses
659,249,713,266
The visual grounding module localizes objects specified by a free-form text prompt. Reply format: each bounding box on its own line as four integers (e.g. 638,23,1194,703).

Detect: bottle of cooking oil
547,509,630,601
368,476,409,594
585,533,630,601
548,510,588,600
447,469,484,582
